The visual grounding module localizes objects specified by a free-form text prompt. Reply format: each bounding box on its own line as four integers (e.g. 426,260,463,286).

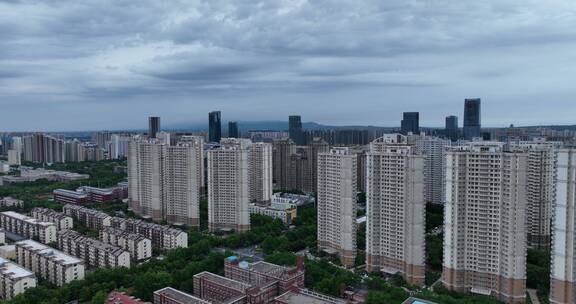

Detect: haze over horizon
1,0,576,131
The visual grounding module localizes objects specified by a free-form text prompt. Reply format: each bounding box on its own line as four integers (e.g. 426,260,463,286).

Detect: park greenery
0,160,548,304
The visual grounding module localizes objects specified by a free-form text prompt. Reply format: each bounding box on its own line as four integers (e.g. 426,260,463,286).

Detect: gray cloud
0,0,576,131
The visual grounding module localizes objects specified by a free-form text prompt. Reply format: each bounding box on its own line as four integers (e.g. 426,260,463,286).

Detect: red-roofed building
106,291,146,304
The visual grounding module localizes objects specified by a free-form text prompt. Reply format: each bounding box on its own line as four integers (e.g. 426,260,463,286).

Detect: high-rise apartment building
401,112,420,135
463,98,481,140
550,149,576,304
208,111,222,143
248,142,273,203
148,117,160,139
22,133,66,163
365,134,425,285
442,142,527,304
272,138,329,193
289,115,305,145
445,116,459,141
415,137,451,205
228,121,239,138
273,138,296,189
93,131,112,148
207,138,251,232
317,147,357,266
128,137,203,226
109,134,131,159
509,139,559,249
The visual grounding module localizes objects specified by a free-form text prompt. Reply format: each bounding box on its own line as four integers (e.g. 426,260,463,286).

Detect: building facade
401,112,420,134
317,147,357,266
442,142,527,304
99,227,152,261
415,137,451,205
0,257,36,300
30,208,73,231
550,149,576,304
248,142,273,203
63,204,111,230
208,111,222,143
365,134,426,286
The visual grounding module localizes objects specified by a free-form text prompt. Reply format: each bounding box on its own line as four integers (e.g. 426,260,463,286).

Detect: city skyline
1,1,576,131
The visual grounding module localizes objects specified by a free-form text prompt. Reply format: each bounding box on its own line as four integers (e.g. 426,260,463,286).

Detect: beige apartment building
0,257,36,300
442,142,528,304
30,207,73,231
128,137,204,226
317,147,358,266
365,134,426,286
0,211,57,244
509,139,560,249
100,226,152,261
111,218,188,249
58,230,130,269
62,204,111,230
207,138,251,233
550,149,576,304
248,142,273,203
15,239,84,286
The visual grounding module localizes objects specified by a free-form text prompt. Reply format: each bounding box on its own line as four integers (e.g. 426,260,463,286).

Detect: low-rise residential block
100,227,152,261
30,208,73,231
15,239,84,286
63,204,111,230
0,211,56,243
0,257,36,300
58,230,130,269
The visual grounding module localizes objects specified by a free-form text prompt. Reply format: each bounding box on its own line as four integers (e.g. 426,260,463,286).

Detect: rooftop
15,239,82,265
1,211,55,227
154,287,211,304
194,271,251,292
274,290,346,304
0,256,35,279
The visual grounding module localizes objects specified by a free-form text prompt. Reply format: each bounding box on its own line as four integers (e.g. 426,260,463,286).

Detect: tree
134,271,172,301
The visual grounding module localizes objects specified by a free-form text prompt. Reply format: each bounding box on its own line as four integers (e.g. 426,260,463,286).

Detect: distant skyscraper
289,115,305,145
148,117,160,139
317,147,357,266
365,134,425,285
443,142,527,304
550,149,576,304
445,116,458,141
228,121,239,138
401,112,420,134
22,133,66,164
463,98,481,140
208,111,222,143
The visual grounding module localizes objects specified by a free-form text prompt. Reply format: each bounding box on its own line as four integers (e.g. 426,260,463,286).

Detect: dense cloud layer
1,0,575,131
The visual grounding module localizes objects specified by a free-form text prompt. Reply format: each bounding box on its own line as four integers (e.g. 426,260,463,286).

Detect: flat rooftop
16,239,83,265
274,291,346,304
0,257,34,279
1,211,54,227
155,287,211,304
194,271,251,292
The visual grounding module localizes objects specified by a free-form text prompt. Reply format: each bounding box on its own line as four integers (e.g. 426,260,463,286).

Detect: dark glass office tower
401,112,420,134
445,115,459,141
463,98,481,140
289,115,305,145
148,116,160,139
208,111,222,143
228,121,239,138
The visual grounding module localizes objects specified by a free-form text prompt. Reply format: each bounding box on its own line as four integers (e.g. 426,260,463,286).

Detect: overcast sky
1,0,575,131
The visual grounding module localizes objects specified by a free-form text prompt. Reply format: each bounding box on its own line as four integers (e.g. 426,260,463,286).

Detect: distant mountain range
165,120,398,132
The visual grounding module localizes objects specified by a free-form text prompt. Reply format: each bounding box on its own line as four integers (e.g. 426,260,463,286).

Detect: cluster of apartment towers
128,100,576,304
